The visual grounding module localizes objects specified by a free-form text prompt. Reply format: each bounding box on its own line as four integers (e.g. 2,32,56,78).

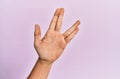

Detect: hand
34,8,80,64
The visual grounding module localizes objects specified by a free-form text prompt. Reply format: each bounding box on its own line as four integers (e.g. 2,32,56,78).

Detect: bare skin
28,8,80,79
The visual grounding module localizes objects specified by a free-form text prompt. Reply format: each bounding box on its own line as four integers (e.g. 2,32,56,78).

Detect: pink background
1,0,120,79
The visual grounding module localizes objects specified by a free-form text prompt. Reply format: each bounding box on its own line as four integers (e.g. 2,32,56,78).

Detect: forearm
27,58,52,79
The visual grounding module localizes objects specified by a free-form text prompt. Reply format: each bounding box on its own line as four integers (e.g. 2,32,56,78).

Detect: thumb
34,24,41,46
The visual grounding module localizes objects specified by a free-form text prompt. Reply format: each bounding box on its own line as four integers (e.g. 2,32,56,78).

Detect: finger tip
77,20,80,25
35,24,38,26
55,8,60,16
35,24,39,27
60,8,64,15
35,24,40,30
35,24,37,28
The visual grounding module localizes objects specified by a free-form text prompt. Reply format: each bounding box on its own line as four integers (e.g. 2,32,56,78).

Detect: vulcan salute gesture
28,8,80,79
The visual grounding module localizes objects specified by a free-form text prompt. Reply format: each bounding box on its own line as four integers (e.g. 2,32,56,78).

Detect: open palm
34,8,80,63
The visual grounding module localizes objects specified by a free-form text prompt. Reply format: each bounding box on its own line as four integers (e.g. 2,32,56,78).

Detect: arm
28,8,80,79
27,58,52,79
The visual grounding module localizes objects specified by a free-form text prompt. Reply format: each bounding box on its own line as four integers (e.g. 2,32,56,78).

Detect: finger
65,28,79,44
34,24,41,46
48,8,60,30
55,8,64,32
63,20,80,38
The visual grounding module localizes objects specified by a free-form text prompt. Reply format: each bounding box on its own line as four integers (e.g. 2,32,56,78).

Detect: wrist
38,58,53,66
